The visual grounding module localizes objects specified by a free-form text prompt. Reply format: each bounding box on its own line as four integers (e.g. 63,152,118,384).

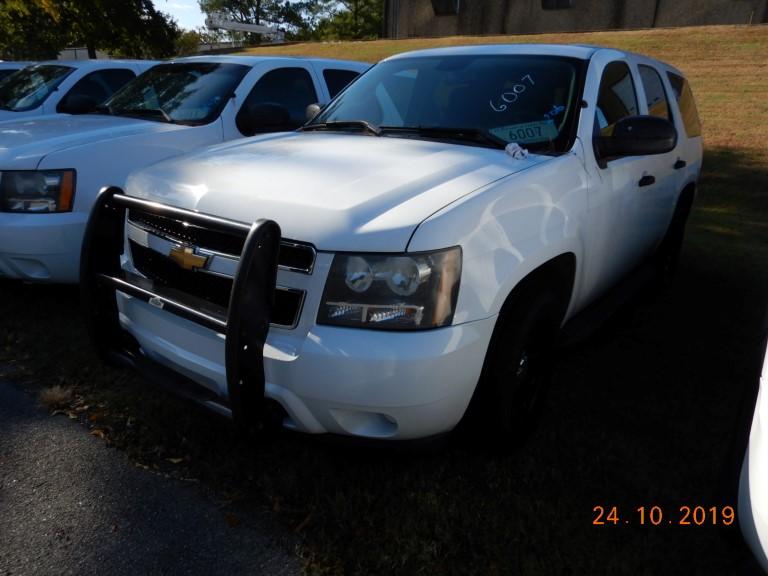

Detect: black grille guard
80,187,281,425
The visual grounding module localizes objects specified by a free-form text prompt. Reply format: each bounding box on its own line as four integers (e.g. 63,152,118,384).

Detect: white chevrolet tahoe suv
0,55,366,282
0,60,155,121
82,44,703,441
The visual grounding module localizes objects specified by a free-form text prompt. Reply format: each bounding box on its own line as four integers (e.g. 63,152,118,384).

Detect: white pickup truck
0,60,155,121
82,44,703,442
0,55,367,282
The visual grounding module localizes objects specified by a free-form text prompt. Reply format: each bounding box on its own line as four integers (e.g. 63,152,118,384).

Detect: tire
654,193,693,288
472,290,562,447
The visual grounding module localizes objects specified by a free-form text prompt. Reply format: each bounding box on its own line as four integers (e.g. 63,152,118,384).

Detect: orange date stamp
592,505,736,526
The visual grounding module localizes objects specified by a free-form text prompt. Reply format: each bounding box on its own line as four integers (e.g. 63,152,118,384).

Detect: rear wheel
472,291,562,447
655,192,693,288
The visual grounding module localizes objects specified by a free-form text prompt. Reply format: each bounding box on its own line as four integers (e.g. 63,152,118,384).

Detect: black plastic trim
80,187,281,427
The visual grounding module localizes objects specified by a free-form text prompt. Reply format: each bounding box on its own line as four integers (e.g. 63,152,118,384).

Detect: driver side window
595,61,638,136
236,67,318,136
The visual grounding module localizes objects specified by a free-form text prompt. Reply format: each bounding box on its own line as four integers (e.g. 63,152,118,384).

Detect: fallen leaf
224,513,241,528
90,429,106,440
88,411,105,422
166,458,184,465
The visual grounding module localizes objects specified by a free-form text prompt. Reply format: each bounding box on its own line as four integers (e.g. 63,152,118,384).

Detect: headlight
317,247,462,330
0,169,76,213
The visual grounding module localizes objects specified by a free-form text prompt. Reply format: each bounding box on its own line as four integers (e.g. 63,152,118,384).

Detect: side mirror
305,103,322,122
238,102,291,136
595,115,677,161
58,93,99,115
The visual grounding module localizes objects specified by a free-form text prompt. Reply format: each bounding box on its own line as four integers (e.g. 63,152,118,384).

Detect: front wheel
471,291,562,447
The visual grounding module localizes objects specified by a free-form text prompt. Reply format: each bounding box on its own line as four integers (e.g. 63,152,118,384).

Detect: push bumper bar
80,187,281,425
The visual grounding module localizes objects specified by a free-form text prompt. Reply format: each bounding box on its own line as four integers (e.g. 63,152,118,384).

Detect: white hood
0,115,185,169
126,132,548,251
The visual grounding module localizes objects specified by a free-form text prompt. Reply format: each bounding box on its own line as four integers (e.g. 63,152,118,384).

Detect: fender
407,151,590,325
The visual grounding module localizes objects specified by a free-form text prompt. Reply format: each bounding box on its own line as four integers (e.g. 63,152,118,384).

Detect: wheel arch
496,252,577,330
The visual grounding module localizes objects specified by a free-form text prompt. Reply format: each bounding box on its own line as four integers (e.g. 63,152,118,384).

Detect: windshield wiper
300,120,381,136
115,107,173,123
379,126,507,149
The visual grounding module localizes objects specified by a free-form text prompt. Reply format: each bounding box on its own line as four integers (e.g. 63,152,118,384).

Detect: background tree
175,29,203,56
0,0,180,60
0,1,63,59
312,0,382,39
198,0,383,41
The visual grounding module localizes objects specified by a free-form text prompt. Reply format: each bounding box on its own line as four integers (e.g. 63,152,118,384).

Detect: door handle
638,175,656,187
674,159,687,170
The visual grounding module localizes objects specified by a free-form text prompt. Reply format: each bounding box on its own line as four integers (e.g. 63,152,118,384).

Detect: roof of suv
383,43,682,75
169,54,368,67
386,43,602,61
31,59,154,68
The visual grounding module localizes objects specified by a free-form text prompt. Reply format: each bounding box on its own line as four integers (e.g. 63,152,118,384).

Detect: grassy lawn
2,25,767,575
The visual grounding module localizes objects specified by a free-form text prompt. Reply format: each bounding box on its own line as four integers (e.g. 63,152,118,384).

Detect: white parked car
0,55,367,282
0,61,32,83
0,60,154,120
739,339,768,572
82,44,703,441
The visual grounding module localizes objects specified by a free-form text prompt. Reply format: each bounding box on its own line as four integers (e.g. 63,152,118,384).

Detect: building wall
388,0,768,38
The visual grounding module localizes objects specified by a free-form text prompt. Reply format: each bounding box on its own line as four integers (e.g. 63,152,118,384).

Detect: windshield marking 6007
307,55,586,154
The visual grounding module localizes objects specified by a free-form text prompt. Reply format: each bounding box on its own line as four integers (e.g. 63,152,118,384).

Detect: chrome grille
128,209,316,273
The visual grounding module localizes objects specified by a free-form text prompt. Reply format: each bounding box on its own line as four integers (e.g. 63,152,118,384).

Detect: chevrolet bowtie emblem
169,246,209,271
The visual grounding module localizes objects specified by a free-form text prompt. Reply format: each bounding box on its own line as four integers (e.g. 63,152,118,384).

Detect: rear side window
237,67,318,135
638,65,671,121
667,72,702,138
0,69,17,82
595,61,638,136
323,69,361,98
58,68,136,112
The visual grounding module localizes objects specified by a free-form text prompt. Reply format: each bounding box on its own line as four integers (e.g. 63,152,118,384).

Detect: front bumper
0,211,87,283
81,189,495,440
118,291,494,439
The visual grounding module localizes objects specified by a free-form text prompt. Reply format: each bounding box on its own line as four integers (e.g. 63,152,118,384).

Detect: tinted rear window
667,72,702,138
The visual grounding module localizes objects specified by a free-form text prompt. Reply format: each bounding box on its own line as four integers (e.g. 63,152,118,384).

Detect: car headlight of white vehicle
0,169,75,213
318,247,462,330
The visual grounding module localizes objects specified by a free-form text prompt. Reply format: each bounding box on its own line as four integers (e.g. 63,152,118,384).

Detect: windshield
104,62,249,125
0,65,74,112
311,55,585,153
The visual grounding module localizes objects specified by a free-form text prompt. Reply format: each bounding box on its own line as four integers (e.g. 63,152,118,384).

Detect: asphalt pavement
0,381,300,576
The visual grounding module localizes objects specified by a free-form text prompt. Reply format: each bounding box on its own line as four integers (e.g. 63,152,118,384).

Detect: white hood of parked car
0,115,186,168
126,132,548,251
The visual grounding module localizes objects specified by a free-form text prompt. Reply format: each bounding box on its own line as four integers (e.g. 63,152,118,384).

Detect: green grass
2,24,767,575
